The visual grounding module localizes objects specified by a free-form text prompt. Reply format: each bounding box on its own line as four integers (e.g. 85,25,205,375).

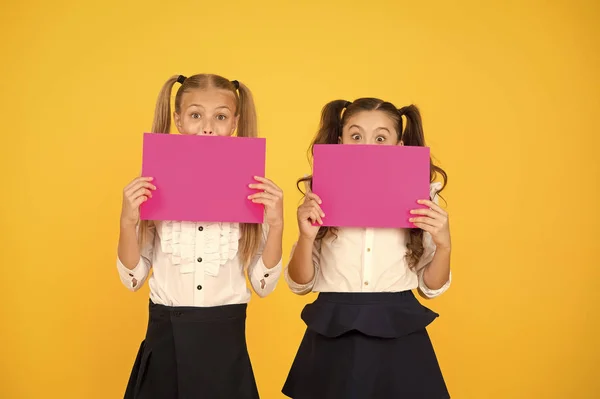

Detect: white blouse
284,182,451,298
117,221,282,307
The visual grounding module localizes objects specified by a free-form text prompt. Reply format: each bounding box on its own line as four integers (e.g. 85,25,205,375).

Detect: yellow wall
1,0,599,397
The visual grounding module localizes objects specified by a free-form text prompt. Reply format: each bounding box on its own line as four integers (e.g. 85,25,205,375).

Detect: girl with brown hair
117,74,284,399
283,98,452,398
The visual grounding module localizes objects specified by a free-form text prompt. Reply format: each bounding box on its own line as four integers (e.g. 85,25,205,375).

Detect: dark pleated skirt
282,291,450,399
124,301,259,399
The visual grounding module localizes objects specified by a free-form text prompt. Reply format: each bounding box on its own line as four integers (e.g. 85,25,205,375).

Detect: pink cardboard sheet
311,144,430,228
140,133,265,223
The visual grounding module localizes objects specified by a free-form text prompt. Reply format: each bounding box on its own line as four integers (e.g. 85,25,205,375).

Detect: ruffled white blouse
117,221,282,307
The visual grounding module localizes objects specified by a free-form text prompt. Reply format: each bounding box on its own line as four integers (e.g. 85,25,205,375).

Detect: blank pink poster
312,144,430,228
140,133,265,223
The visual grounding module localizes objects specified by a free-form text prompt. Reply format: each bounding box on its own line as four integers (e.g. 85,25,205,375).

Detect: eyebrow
347,125,391,134
187,104,231,111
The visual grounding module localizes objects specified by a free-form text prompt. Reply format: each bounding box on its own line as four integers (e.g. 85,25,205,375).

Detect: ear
337,135,342,144
399,139,404,146
173,112,184,134
231,114,240,135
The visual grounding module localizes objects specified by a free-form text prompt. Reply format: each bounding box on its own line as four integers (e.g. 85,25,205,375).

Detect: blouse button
198,226,204,231
264,273,269,278
197,257,203,263
364,281,369,286
196,285,202,290
367,248,371,252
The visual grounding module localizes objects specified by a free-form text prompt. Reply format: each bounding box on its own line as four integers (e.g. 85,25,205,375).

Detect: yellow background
1,0,599,398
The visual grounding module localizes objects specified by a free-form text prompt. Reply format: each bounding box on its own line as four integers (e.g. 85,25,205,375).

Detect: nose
200,121,214,135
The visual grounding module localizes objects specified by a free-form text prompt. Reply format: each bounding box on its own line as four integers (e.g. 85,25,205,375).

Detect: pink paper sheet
312,144,431,228
140,133,265,223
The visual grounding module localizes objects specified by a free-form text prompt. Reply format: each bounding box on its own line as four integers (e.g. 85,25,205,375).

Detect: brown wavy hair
139,74,262,268
298,98,447,270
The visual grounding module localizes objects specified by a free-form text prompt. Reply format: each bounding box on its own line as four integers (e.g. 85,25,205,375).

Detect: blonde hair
139,74,262,269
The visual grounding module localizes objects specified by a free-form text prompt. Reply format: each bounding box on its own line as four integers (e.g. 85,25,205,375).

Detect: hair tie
177,75,187,84
344,101,352,108
231,80,240,90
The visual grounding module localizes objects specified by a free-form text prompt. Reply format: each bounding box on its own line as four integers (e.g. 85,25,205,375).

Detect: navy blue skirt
282,291,450,399
124,301,259,399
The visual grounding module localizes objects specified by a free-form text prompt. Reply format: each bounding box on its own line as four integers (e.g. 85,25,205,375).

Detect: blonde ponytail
152,75,179,134
234,80,262,268
138,75,179,247
235,82,257,138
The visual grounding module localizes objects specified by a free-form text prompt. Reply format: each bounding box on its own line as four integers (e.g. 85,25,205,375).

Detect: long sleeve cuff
419,270,452,298
117,257,147,291
249,257,282,297
284,267,315,295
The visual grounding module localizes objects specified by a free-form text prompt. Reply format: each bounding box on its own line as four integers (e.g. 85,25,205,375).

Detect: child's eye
216,114,227,121
191,113,201,119
351,134,361,141
376,136,386,143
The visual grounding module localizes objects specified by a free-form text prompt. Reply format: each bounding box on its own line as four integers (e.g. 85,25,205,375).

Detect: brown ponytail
297,99,348,188
296,99,349,240
399,105,447,193
315,100,348,145
397,104,447,269
398,105,425,146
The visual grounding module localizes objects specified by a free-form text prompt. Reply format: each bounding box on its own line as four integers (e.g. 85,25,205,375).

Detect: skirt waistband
148,300,247,323
315,290,417,304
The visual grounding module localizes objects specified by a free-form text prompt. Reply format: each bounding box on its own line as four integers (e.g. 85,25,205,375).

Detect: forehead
180,87,237,109
344,110,398,130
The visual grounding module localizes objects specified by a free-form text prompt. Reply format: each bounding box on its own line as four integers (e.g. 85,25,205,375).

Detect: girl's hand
248,176,284,228
121,177,156,227
409,200,451,250
297,180,324,240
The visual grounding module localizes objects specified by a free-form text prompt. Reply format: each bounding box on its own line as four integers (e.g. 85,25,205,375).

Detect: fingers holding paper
121,176,156,226
299,200,324,225
297,179,325,239
248,176,284,228
248,176,283,197
409,199,451,250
